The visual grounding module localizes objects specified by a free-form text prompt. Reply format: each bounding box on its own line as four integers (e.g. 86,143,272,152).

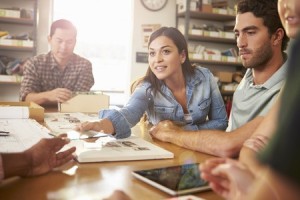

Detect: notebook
68,136,174,163
0,119,51,153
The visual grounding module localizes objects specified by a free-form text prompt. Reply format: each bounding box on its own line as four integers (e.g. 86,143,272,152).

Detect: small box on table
0,101,44,122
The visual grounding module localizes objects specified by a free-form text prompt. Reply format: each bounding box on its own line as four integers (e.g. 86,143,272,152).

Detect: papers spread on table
45,112,174,163
0,106,29,119
44,112,99,137
0,119,51,153
68,136,174,163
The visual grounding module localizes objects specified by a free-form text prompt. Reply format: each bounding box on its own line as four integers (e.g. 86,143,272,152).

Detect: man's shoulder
29,52,51,62
72,54,91,65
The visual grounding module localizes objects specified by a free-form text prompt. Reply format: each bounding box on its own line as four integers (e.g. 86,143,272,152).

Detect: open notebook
45,112,174,163
68,136,174,163
44,112,99,137
0,119,51,153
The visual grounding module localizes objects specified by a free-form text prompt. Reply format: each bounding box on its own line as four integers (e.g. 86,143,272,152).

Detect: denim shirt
100,66,228,138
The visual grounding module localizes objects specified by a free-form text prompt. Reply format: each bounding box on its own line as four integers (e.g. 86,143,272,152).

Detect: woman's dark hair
50,19,77,37
142,27,195,96
236,0,289,51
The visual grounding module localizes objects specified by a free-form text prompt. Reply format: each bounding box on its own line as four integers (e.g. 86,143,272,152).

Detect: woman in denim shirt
77,27,228,138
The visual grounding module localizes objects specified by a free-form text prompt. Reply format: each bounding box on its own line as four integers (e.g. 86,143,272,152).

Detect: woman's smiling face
148,36,186,81
278,0,300,39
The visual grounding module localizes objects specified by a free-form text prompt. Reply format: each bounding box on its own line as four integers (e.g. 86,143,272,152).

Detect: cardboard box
0,39,34,47
0,9,20,18
0,101,44,122
59,93,110,113
215,71,233,83
177,0,199,12
201,4,213,13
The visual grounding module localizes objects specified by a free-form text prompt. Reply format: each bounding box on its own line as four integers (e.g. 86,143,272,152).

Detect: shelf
188,34,236,44
0,74,22,84
191,58,242,67
0,44,33,51
0,0,37,57
177,11,236,21
0,16,34,25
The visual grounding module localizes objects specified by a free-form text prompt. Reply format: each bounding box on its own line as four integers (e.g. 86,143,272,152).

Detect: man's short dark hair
50,19,77,37
236,0,289,51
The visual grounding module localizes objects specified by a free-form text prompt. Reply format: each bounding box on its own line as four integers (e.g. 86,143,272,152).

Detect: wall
129,1,176,85
36,1,53,54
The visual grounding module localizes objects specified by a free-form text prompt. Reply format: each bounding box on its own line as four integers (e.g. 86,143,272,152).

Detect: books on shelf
69,136,174,163
0,38,33,47
190,53,239,63
0,8,20,18
189,29,235,39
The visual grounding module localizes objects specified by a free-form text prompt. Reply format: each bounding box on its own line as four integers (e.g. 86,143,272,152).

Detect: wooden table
0,113,223,200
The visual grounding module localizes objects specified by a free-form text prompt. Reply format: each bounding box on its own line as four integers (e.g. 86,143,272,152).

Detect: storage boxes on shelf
0,39,33,47
0,8,20,18
177,0,235,15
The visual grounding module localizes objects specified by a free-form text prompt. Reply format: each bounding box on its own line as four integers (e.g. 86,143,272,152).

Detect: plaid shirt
20,52,94,101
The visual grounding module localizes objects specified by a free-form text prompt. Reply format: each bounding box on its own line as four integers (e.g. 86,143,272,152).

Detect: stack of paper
0,106,29,119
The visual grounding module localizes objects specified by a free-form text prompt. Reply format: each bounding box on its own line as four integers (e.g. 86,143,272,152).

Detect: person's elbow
213,139,241,158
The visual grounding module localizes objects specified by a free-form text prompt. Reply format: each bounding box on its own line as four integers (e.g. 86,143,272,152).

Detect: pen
0,131,10,136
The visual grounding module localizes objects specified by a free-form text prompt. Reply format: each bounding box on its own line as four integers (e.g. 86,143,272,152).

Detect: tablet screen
132,163,210,195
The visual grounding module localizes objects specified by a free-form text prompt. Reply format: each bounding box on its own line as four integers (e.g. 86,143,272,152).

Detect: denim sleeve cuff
99,109,131,139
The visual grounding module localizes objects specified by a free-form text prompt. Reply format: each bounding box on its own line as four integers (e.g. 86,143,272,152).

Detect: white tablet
132,163,210,196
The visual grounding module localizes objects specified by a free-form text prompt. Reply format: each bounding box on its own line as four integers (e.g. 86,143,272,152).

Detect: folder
59,92,110,113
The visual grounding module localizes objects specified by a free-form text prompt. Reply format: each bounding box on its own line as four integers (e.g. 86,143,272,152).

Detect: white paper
0,106,29,119
0,119,51,153
44,112,99,136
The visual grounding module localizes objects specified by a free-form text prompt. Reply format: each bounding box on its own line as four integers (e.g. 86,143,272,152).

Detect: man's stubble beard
242,42,273,69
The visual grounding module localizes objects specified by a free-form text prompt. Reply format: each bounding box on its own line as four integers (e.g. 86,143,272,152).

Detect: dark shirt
259,34,300,185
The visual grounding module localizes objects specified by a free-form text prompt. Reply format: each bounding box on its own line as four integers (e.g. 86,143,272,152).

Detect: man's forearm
169,117,264,157
25,92,53,105
239,99,280,168
2,153,30,179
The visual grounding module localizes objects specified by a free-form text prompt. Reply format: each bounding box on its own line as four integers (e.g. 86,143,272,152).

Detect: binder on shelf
58,91,110,113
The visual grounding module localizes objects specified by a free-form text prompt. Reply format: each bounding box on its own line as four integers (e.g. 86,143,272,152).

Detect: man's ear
47,36,51,43
272,28,285,46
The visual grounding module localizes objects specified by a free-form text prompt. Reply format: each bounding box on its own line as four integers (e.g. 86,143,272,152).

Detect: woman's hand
76,119,115,134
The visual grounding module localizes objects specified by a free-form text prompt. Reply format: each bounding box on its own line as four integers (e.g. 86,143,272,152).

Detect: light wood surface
0,111,223,200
